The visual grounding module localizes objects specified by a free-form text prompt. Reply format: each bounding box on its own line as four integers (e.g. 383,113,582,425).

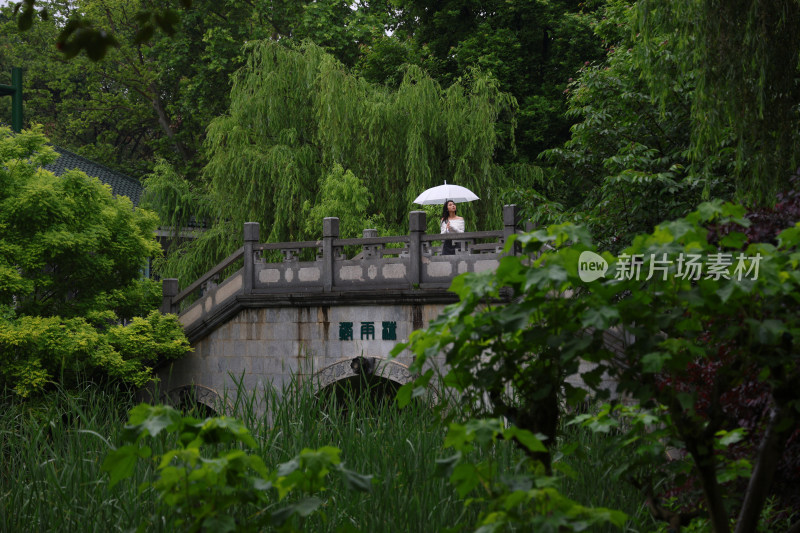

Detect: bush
397,199,800,532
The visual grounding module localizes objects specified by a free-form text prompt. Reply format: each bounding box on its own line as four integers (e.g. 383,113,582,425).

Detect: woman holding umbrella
440,200,465,255
412,181,477,255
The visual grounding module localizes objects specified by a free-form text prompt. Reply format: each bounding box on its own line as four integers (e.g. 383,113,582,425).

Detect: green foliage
637,0,800,205
538,0,800,229
390,0,606,160
354,35,419,88
303,164,373,239
436,417,628,532
159,40,519,283
1,377,653,532
103,403,372,532
105,311,194,367
0,128,190,397
0,127,161,319
540,1,733,249
2,0,396,178
396,200,800,531
1,1,159,176
0,310,189,397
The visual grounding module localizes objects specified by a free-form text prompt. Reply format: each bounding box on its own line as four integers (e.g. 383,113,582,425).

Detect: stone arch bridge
152,207,522,412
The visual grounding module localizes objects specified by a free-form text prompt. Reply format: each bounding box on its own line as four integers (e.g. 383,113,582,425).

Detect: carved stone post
160,278,179,314
323,217,339,292
362,228,380,258
503,204,520,255
409,211,426,287
243,222,259,294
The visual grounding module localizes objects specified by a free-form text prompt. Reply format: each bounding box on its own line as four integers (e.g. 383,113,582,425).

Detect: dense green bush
0,127,190,396
397,200,800,532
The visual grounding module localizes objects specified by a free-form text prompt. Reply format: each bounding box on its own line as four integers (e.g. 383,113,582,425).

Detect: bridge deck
161,207,521,344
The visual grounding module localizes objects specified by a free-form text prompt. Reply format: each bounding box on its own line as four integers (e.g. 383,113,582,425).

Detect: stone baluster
362,228,381,258
282,248,300,262
453,238,470,255
160,278,179,314
202,274,219,294
409,211,425,288
323,217,339,292
243,222,259,295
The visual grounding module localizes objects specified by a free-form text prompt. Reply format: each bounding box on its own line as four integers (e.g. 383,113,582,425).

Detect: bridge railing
161,205,521,320
165,246,245,310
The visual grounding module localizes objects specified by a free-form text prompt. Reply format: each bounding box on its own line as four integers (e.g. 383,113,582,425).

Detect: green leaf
642,352,669,373
716,428,747,447
720,231,747,249
580,305,619,330
201,515,236,533
503,427,547,453
755,319,786,345
553,461,578,479
450,463,481,498
465,419,504,448
102,444,150,488
395,382,414,408
192,416,257,448
340,467,373,492
777,225,800,249
124,404,183,441
271,497,323,526
716,282,736,304
435,452,462,478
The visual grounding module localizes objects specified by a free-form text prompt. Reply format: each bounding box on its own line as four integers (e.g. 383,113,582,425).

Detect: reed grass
1,379,649,532
556,415,655,533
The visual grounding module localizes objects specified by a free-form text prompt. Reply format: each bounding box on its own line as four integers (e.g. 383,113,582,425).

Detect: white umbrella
413,181,479,205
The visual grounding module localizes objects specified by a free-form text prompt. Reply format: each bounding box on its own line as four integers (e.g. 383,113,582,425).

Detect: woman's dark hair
441,200,456,222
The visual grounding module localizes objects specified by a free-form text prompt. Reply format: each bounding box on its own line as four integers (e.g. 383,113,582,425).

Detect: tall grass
556,416,655,533
223,376,496,533
1,379,651,532
0,384,159,532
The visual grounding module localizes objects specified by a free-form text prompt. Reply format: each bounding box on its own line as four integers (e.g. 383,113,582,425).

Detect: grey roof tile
43,146,143,206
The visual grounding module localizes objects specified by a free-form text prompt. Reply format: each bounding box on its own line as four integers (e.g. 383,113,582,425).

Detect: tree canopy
637,0,800,204
0,127,189,396
147,40,524,283
528,0,800,251
0,126,161,317
1,0,399,180
387,0,605,160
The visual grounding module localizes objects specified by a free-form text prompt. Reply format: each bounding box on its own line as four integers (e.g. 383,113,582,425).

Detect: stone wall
156,299,450,410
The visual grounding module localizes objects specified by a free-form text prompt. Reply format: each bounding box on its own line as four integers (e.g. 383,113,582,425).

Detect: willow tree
151,40,519,283
638,0,800,205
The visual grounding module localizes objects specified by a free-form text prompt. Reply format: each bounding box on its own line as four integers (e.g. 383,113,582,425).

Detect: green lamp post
0,67,23,132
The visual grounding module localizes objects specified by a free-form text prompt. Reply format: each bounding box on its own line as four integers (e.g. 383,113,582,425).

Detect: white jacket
440,218,465,234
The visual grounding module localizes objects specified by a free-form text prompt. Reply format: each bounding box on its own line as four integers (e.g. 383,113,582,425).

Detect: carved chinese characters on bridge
338,321,397,341
339,322,354,341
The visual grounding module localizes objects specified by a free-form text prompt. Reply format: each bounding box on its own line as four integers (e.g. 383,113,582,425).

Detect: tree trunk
149,82,191,164
734,405,792,533
687,442,730,533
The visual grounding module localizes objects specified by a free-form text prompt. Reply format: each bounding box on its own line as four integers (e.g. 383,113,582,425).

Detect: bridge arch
314,357,413,390
162,384,230,416
312,357,442,408
312,357,411,404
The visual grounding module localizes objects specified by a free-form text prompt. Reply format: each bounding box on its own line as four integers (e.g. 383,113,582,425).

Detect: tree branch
734,404,794,533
